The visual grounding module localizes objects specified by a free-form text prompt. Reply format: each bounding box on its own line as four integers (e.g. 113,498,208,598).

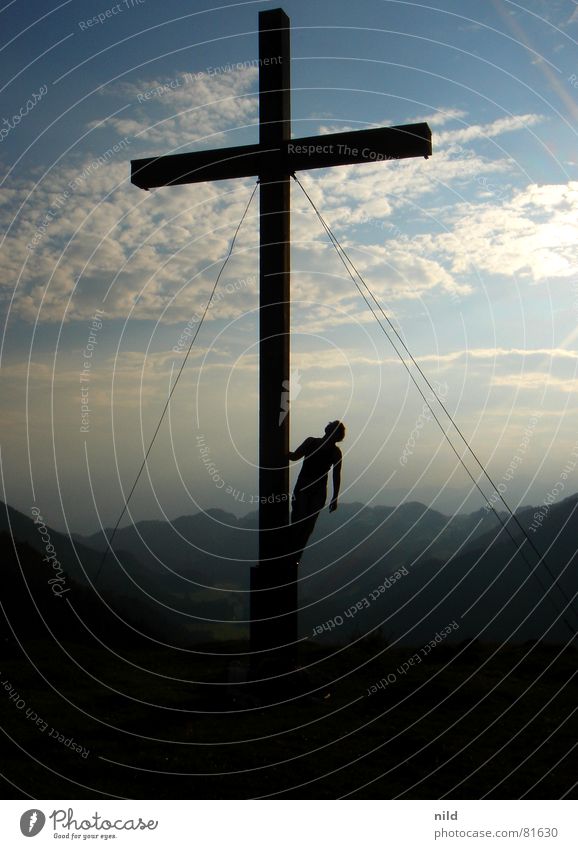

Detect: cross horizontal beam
130,123,432,189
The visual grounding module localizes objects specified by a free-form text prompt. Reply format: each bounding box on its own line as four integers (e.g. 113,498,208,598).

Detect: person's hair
325,420,346,443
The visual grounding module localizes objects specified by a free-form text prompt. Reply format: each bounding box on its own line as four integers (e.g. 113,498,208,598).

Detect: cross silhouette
131,8,431,667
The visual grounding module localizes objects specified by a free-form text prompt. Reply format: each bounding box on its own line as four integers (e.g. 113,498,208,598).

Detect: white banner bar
2,800,577,848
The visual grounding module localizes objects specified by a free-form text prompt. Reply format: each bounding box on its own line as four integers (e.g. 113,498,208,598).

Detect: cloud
2,163,260,323
425,181,578,282
404,347,578,364
436,113,545,147
317,107,468,137
93,67,259,153
0,65,264,324
376,347,578,403
0,68,563,333
492,372,578,393
406,108,468,127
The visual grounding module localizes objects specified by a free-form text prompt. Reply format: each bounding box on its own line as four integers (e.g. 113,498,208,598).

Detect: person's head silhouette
324,420,346,444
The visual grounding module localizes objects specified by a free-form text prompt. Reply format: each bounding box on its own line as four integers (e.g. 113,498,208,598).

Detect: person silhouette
289,420,345,565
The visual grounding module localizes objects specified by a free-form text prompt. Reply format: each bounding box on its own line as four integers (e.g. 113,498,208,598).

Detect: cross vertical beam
258,8,291,564
249,9,298,669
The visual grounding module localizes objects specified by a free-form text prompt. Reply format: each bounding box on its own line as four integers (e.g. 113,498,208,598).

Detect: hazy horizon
6,484,578,537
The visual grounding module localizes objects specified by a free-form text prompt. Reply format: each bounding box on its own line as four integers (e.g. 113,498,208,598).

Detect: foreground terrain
1,635,576,799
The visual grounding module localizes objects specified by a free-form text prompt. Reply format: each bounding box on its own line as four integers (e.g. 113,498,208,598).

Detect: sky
1,0,578,533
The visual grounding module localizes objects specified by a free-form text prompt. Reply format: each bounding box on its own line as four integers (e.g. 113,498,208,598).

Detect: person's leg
291,486,326,564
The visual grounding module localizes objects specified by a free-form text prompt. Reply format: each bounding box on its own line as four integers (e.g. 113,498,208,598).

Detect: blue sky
1,0,578,532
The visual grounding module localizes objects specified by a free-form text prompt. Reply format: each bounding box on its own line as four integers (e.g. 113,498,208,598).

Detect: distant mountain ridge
2,493,577,645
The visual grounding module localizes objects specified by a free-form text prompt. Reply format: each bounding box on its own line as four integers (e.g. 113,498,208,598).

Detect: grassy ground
1,635,576,799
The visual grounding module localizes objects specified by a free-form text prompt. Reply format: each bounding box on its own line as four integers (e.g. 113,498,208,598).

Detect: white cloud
406,347,578,364
492,372,578,392
436,113,545,147
426,181,578,283
406,108,468,127
2,163,260,323
94,67,259,152
0,72,565,332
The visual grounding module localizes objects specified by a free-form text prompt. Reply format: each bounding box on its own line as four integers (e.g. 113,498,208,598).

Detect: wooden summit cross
131,8,431,666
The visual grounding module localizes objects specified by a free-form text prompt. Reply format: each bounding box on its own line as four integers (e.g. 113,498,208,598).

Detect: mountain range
2,493,577,647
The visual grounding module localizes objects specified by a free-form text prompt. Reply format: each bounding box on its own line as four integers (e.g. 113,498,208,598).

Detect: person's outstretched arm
329,453,342,512
289,437,313,462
